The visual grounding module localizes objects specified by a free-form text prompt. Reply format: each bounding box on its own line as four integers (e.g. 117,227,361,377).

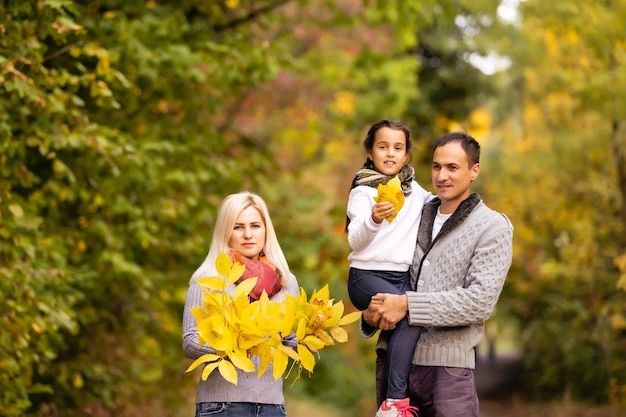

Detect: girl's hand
371,201,395,224
370,293,407,330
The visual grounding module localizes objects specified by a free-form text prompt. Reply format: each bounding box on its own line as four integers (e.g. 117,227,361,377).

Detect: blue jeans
195,402,287,417
376,349,479,417
349,268,422,400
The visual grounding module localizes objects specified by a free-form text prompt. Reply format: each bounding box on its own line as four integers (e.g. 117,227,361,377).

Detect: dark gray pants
376,349,479,417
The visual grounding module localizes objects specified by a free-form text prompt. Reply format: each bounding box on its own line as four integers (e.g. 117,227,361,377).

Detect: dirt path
480,399,621,417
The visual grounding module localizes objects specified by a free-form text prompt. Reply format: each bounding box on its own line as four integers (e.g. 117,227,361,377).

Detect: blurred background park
1,0,625,416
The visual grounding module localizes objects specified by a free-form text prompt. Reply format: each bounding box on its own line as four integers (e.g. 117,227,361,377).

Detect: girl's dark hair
363,119,412,154
351,119,412,190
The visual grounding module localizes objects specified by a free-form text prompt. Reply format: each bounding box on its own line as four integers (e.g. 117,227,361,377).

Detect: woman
182,191,299,417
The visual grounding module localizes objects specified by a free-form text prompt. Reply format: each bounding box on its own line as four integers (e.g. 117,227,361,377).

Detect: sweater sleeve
407,215,513,327
182,280,217,360
346,187,381,252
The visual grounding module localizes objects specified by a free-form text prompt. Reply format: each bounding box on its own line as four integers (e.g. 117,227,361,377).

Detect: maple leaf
373,175,405,222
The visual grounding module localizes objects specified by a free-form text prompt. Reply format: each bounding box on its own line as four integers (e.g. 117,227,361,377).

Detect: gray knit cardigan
363,193,514,370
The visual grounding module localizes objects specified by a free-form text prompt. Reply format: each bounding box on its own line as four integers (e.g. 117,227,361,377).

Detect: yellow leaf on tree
373,175,404,222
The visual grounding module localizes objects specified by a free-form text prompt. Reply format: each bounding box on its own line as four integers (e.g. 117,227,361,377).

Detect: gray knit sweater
364,193,513,370
182,273,300,404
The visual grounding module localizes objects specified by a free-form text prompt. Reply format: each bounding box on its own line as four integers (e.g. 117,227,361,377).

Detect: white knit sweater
346,180,433,272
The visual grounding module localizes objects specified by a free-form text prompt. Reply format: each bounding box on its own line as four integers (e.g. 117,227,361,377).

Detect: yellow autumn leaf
230,349,255,372
330,326,349,343
373,175,404,222
302,335,325,350
272,349,289,380
314,329,335,346
227,262,246,284
297,344,316,372
310,285,330,303
239,334,266,350
255,342,273,377
296,318,307,340
218,359,238,385
201,360,220,381
234,277,257,299
196,276,228,290
330,300,344,317
339,311,362,326
215,252,233,276
185,353,221,374
187,252,364,385
278,343,299,361
189,306,208,324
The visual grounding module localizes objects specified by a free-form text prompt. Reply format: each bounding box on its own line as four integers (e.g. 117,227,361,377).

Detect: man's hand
363,297,383,327
370,293,408,330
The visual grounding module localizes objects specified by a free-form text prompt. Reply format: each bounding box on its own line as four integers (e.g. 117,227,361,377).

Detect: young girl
346,120,432,417
183,191,300,417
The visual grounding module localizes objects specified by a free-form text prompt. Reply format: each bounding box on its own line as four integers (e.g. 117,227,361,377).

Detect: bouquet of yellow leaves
373,175,405,222
185,252,361,385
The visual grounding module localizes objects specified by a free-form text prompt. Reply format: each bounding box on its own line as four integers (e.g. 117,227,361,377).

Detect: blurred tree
0,0,507,415
482,0,626,406
0,0,296,415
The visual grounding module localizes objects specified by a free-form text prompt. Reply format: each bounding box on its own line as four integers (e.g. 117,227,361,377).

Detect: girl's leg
347,268,407,310
386,316,422,399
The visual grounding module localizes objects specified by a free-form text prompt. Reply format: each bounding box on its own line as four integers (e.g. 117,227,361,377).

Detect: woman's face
228,205,266,259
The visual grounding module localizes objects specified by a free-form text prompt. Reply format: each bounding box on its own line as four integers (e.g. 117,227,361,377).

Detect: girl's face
366,127,409,177
228,206,266,259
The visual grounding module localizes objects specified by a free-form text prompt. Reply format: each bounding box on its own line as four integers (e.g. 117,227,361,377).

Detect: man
362,132,514,417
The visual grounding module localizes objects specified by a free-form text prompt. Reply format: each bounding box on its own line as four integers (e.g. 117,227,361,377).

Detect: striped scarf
354,165,415,196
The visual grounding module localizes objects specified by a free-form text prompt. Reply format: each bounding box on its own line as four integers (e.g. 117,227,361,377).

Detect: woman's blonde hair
190,191,291,285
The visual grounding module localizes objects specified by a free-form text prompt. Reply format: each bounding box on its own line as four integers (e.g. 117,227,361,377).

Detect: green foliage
0,0,286,414
1,0,555,415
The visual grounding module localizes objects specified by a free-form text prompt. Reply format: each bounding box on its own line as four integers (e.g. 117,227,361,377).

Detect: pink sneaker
375,398,419,417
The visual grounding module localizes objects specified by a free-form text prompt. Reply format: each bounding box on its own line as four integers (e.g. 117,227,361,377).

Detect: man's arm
408,221,513,327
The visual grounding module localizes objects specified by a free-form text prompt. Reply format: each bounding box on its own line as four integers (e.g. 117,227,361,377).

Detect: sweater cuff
406,291,432,326
365,212,382,231
360,316,378,338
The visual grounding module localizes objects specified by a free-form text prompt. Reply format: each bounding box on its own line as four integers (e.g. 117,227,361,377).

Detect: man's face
431,141,480,213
